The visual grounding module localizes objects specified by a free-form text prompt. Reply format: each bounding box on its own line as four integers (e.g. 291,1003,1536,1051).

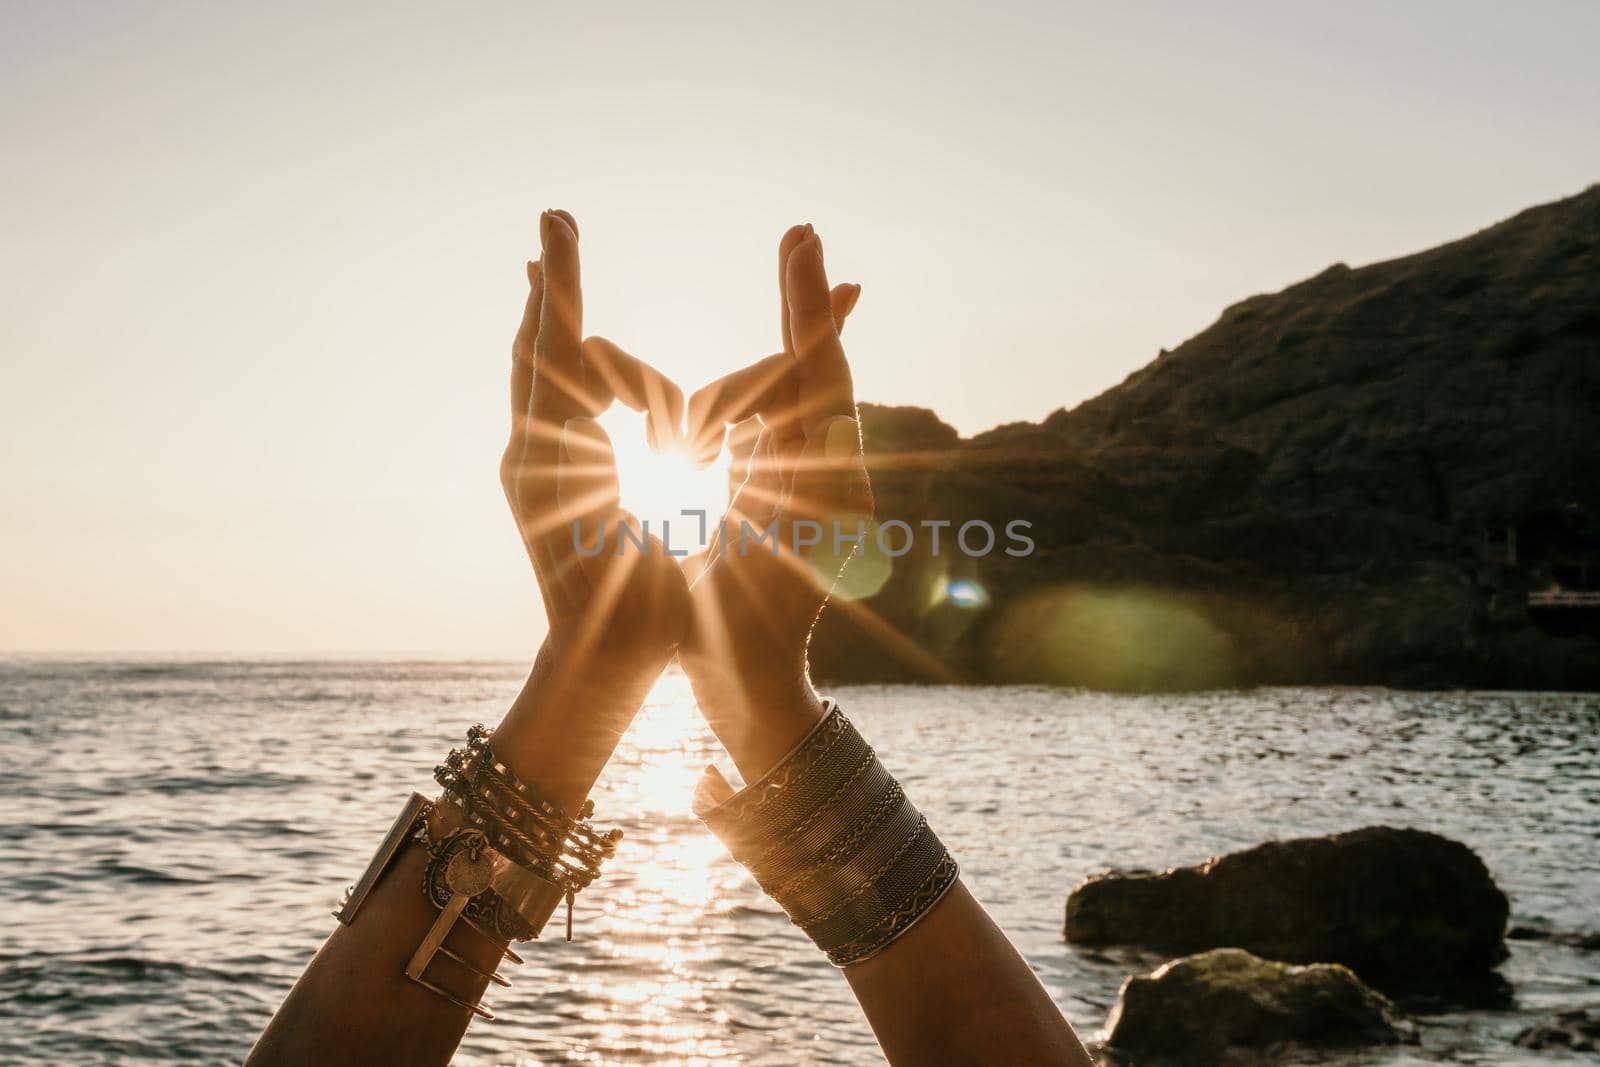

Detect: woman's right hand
678,225,871,782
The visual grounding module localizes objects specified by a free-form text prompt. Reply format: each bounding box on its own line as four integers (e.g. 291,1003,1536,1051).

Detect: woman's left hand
492,210,690,809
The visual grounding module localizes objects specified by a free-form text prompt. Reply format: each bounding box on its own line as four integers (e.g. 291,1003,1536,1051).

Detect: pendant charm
404,830,510,1018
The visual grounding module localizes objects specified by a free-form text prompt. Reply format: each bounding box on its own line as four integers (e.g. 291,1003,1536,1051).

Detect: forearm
492,640,662,810
245,804,502,1067
696,694,1090,1067
845,882,1093,1066
683,655,825,785
248,653,656,1067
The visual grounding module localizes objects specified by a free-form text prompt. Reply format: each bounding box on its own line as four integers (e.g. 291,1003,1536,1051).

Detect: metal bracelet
696,702,960,967
333,719,625,1023
433,759,616,893
332,793,523,1020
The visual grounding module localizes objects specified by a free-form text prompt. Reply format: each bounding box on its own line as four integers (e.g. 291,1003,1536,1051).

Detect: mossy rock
1102,948,1412,1064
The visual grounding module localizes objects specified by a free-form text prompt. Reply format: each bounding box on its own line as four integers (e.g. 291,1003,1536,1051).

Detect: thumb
781,414,872,549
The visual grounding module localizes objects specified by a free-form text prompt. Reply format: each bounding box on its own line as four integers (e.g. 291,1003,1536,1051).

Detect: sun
594,406,731,555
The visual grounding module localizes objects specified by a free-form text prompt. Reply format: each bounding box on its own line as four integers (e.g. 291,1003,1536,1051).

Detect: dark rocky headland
805,185,1600,691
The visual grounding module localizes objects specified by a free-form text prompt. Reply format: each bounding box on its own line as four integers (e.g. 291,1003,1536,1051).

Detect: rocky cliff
807,185,1600,690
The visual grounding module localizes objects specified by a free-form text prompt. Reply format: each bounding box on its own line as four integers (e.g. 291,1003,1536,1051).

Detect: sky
2,0,1597,655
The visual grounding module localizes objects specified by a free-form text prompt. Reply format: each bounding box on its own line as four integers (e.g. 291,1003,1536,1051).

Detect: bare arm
247,211,688,1066
695,694,1091,1067
845,873,1093,1064
680,224,1092,1066
245,658,651,1066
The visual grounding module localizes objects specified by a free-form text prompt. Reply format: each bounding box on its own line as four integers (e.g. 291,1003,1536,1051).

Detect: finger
768,224,815,449
549,209,578,239
684,281,861,464
777,223,813,360
502,258,580,619
557,417,623,586
771,415,872,596
759,281,861,443
708,429,782,567
522,206,600,599
582,336,686,452
732,429,783,526
685,352,790,465
508,258,542,459
830,282,861,325
725,416,763,484
774,432,805,505
547,210,593,410
785,233,856,443
784,414,872,528
533,210,588,430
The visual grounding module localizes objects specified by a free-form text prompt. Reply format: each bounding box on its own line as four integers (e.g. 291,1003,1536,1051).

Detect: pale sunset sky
2,1,1597,655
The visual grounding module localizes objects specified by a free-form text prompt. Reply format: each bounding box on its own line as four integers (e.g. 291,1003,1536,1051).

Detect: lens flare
987,584,1236,691
944,579,988,607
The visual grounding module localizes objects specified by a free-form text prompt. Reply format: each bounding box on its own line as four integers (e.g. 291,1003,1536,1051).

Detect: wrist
686,663,827,783
488,641,663,811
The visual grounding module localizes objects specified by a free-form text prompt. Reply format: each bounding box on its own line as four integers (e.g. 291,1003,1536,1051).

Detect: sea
1,659,1596,1065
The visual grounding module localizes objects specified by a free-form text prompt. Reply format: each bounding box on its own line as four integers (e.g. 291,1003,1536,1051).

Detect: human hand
678,225,871,780
492,210,690,809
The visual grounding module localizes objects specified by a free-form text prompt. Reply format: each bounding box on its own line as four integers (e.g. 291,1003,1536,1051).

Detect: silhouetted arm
248,211,688,1066
843,860,1093,1064
245,657,650,1067
680,224,1092,1066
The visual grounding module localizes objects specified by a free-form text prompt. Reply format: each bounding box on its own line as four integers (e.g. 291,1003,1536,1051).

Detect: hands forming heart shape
252,209,1096,1067
499,210,874,790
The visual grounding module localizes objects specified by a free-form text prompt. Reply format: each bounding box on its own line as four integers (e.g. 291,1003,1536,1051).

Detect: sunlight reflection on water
0,660,1596,1065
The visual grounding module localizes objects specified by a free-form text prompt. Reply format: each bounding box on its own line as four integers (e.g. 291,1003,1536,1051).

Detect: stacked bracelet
434,724,622,913
695,702,960,967
333,725,622,1020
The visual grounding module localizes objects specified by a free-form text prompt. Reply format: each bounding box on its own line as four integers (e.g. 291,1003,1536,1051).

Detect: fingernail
822,416,860,460
839,283,861,318
539,211,553,248
789,233,819,267
526,260,539,286
797,232,823,268
802,222,814,237
692,764,735,815
559,417,577,460
560,417,603,459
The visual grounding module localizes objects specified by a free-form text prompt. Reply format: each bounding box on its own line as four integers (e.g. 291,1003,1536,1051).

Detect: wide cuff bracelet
694,702,959,967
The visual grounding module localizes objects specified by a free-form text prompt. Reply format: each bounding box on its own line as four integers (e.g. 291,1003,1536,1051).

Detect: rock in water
1101,949,1410,1065
1065,826,1508,988
1514,1009,1600,1052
